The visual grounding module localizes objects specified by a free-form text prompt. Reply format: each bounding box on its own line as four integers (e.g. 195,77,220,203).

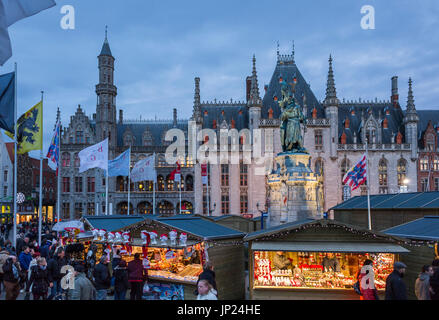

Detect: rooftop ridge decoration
201,98,246,106
122,118,189,124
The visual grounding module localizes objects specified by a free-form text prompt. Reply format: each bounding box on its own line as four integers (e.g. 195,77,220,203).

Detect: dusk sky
1,0,439,159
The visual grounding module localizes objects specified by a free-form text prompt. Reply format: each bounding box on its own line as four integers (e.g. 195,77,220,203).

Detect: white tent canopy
52,220,85,232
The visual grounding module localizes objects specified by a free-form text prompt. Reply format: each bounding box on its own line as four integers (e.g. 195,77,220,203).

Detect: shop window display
253,251,394,290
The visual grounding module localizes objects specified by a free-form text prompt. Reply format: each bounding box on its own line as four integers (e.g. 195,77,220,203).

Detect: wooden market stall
245,219,410,300
383,216,439,299
80,215,246,300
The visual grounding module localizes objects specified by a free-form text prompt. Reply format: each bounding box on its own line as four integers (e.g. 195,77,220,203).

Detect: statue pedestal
267,153,323,227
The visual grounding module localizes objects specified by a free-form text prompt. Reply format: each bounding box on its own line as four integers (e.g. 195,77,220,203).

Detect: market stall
245,219,410,300
80,215,246,300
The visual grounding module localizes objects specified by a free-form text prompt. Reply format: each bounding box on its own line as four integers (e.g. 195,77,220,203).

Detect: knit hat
394,262,407,270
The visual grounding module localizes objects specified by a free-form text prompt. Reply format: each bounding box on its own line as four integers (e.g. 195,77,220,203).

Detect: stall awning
251,241,409,253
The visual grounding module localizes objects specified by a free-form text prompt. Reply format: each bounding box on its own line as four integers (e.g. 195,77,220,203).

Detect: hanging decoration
92,229,99,241
107,232,115,243
141,230,150,245
149,231,158,245
98,229,106,241
122,231,132,255
179,233,187,247
115,232,123,243
160,234,168,246
169,230,178,246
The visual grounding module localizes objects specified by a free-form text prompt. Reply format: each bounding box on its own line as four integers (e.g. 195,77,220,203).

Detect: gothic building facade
59,34,194,220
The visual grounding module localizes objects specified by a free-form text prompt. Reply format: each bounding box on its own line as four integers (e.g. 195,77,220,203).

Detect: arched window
62,152,71,167
379,158,388,194
157,175,165,191
117,176,126,192
340,158,351,183
137,201,152,214
123,132,132,147
166,175,174,191
142,129,153,147
315,158,324,176
426,134,435,151
420,157,429,171
365,121,377,144
74,153,80,167
185,175,194,191
158,201,174,215
397,158,407,186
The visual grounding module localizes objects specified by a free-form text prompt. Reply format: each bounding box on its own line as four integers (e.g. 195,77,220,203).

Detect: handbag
353,281,362,295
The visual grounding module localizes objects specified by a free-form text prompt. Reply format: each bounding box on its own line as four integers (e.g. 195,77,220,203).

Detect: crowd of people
0,220,219,300
357,258,439,300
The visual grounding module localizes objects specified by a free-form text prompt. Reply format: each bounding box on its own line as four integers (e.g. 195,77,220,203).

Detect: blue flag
0,72,15,133
108,148,130,177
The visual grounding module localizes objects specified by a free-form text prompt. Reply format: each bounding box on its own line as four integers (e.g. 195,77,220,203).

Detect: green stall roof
383,216,439,241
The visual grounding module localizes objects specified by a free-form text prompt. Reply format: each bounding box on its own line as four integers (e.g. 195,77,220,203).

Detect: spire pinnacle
248,55,262,108
324,54,339,106
406,77,416,113
100,25,113,56
292,40,295,63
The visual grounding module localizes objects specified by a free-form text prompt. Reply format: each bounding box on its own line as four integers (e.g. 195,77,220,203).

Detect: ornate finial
277,41,280,60
292,40,295,62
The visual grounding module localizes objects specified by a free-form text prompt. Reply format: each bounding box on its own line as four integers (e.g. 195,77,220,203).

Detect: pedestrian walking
196,279,218,300
2,256,22,300
429,259,439,300
26,257,51,300
358,259,379,300
415,265,434,300
18,246,33,273
68,263,96,300
127,253,147,300
385,261,408,300
0,247,10,295
114,260,129,300
195,261,217,297
47,247,68,300
93,255,111,300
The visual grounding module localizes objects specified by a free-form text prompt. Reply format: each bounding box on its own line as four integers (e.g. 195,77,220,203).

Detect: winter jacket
39,244,50,259
93,262,111,290
127,258,147,282
385,270,407,300
112,256,121,271
0,250,10,273
415,272,431,300
2,258,21,283
430,269,439,300
114,266,129,292
47,256,68,282
18,252,32,271
197,289,218,300
26,265,50,295
68,272,96,300
359,265,378,300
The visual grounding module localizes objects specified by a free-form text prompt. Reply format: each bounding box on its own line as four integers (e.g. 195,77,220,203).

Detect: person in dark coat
93,255,111,300
2,256,21,300
430,259,439,300
26,257,51,300
68,263,96,300
47,247,67,300
127,253,147,300
114,260,129,300
195,261,218,297
385,261,408,300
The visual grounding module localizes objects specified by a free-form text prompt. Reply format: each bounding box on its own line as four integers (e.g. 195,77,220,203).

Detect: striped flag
46,119,60,174
343,154,367,191
170,161,181,182
201,163,208,185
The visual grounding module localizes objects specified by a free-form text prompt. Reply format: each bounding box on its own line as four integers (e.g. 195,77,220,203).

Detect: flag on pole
0,71,15,132
201,163,208,185
78,138,108,173
108,148,130,177
6,101,43,154
0,0,56,65
131,154,156,183
170,161,181,182
46,119,60,173
342,154,367,191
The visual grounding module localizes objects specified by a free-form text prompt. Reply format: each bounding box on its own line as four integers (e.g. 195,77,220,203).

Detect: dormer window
426,134,435,151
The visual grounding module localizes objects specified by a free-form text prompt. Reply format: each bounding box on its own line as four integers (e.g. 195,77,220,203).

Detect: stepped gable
417,110,439,148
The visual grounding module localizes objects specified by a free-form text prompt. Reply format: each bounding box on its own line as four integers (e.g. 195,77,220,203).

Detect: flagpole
106,168,109,216
366,141,372,230
153,153,156,215
57,117,61,222
38,91,44,246
207,163,210,216
127,148,131,215
13,63,17,250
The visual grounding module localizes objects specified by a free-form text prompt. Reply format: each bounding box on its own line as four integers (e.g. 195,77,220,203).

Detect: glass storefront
253,251,394,290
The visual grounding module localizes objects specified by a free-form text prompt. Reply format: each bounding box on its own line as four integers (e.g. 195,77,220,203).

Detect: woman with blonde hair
196,279,218,300
26,257,52,300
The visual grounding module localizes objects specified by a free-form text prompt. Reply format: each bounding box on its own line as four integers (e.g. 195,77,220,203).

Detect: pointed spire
100,25,113,56
292,40,295,63
276,41,280,60
406,77,416,112
324,54,339,107
248,55,262,108
192,77,202,122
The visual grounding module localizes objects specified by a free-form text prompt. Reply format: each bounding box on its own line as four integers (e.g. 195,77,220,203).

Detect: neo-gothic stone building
191,50,425,217
60,32,433,220
59,34,194,220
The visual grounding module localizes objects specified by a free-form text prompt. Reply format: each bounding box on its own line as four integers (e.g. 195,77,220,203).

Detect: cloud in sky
1,0,438,159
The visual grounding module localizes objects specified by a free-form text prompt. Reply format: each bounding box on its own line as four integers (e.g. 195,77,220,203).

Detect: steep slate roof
417,110,439,148
100,37,112,56
117,121,188,147
82,215,147,231
383,216,439,241
331,192,439,210
262,57,323,120
201,102,248,131
338,103,405,144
